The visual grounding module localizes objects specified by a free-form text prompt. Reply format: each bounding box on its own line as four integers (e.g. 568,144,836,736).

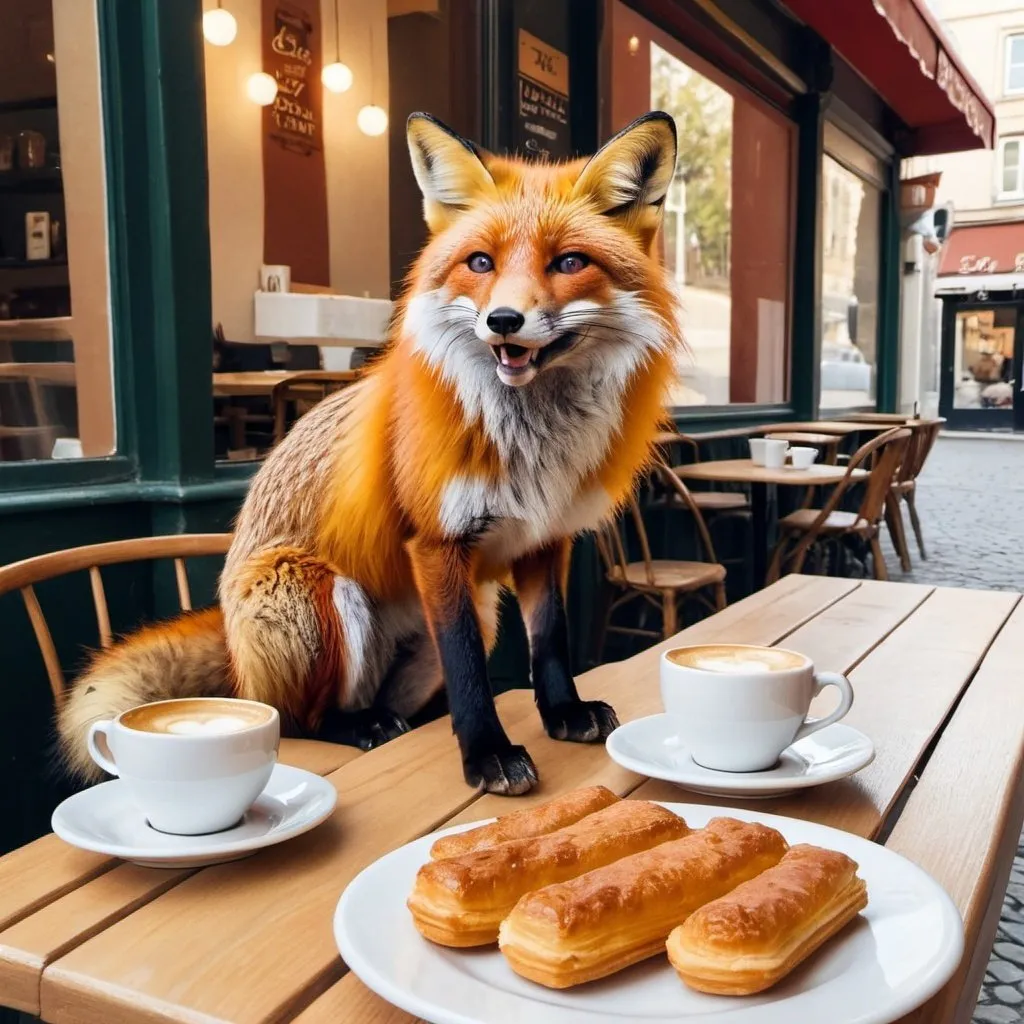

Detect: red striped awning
779,0,995,155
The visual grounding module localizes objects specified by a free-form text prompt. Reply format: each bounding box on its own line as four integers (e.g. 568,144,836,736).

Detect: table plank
888,599,1024,1024
0,738,357,1015
632,586,1019,839
0,740,356,929
293,975,418,1024
288,577,864,1024
37,577,851,1024
0,866,190,1015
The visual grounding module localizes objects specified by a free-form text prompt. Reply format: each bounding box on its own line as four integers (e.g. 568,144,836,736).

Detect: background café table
0,575,1021,1023
675,458,867,586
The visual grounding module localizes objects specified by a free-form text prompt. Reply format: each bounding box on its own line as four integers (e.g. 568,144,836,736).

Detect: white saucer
605,716,874,798
336,803,963,1024
51,763,337,868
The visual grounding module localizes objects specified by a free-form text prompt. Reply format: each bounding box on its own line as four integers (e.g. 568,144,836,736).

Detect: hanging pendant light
247,71,278,106
357,20,388,136
203,0,238,47
322,0,353,93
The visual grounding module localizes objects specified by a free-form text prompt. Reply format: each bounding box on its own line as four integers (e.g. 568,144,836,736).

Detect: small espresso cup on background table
87,697,280,835
660,644,854,772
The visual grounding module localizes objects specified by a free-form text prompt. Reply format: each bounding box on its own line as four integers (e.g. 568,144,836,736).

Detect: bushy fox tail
57,607,231,783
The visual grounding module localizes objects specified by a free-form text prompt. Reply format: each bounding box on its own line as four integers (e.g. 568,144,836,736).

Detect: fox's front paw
319,707,410,751
463,744,539,796
542,700,619,742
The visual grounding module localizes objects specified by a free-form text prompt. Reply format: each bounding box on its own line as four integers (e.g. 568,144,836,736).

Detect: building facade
908,0,1024,429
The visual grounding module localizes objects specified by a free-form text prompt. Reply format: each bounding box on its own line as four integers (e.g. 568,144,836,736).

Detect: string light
357,20,387,136
203,1,237,47
246,72,278,106
322,0,353,93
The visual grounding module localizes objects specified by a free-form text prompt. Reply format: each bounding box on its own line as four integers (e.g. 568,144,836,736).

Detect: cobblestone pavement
879,437,1024,1023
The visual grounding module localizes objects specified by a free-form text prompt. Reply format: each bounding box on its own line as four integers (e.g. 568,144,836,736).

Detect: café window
1006,34,1024,95
998,137,1024,200
202,0,478,462
0,1,114,462
819,125,882,412
607,2,794,410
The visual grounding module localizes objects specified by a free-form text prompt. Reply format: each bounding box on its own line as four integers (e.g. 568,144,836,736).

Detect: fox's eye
467,252,494,273
553,253,590,275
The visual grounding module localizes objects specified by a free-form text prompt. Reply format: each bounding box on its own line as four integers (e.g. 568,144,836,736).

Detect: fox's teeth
500,346,511,366
529,349,538,363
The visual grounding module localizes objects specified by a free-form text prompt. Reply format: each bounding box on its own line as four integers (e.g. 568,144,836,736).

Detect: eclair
667,844,868,995
429,785,620,860
408,800,688,947
498,817,788,988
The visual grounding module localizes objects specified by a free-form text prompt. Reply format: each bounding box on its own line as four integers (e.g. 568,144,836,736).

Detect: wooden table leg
750,481,770,587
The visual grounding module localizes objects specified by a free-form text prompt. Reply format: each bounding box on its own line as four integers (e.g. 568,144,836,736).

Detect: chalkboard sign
514,28,571,160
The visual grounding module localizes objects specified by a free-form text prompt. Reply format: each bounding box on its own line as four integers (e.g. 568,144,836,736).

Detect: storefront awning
780,0,995,156
938,223,1024,277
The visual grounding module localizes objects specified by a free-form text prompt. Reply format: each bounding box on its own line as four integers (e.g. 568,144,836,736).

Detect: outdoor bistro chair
593,459,727,661
885,417,944,572
766,427,912,584
0,535,235,712
271,372,358,445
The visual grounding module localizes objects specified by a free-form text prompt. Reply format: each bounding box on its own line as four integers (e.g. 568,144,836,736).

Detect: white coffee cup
762,439,789,469
789,445,817,469
748,438,768,466
87,697,280,835
660,643,854,772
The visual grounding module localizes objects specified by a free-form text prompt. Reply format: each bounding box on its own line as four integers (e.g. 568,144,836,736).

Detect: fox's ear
570,112,677,247
407,113,496,233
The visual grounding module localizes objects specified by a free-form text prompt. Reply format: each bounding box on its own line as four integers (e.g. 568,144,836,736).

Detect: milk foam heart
165,716,252,736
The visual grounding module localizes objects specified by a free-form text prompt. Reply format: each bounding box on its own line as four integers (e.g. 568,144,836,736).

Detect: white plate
335,803,963,1024
52,763,337,868
605,716,875,798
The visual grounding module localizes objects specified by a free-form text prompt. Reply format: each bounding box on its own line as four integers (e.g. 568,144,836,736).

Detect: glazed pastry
498,817,788,988
408,800,688,947
667,844,867,995
429,785,620,860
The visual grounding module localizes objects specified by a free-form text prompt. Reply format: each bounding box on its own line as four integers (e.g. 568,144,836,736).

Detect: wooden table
212,370,360,398
676,459,867,585
755,420,896,437
0,575,1020,1024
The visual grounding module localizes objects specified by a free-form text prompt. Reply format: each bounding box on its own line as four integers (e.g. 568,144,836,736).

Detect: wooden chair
593,462,726,660
766,427,911,584
885,418,944,571
271,372,357,444
0,534,232,709
654,431,750,514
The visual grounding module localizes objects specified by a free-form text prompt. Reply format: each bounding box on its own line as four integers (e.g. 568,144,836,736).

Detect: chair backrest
0,534,233,708
593,460,719,588
272,372,356,442
848,427,912,524
898,417,944,483
594,495,657,586
651,457,720,565
654,431,701,464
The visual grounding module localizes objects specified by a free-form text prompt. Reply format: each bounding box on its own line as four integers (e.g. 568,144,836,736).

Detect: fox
57,110,684,796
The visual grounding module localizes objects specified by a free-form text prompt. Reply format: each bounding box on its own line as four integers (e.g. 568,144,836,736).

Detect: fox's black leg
513,540,619,742
407,537,537,795
317,707,410,750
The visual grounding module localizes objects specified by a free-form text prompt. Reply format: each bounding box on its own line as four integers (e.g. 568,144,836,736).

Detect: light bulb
203,7,238,47
357,104,388,136
246,72,278,106
322,61,353,93
628,35,640,55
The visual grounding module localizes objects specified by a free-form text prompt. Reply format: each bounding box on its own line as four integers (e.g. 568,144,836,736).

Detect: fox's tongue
499,344,534,369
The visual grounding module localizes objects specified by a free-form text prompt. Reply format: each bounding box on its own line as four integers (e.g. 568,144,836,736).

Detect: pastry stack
407,785,868,995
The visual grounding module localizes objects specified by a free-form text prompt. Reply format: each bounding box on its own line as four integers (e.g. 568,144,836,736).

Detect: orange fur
58,111,685,789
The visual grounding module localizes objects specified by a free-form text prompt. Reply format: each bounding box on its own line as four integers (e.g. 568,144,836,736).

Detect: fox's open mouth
489,332,578,379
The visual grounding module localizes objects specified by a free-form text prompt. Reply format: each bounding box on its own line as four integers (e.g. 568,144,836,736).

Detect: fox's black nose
486,308,525,336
